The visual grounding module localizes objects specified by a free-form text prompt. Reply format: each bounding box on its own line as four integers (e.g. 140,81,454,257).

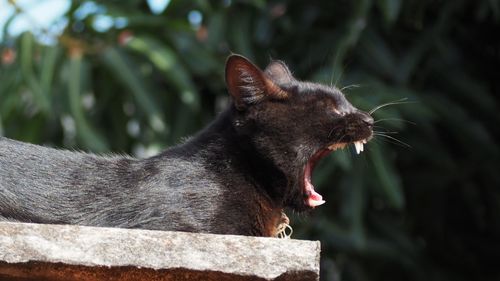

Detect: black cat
0,55,373,237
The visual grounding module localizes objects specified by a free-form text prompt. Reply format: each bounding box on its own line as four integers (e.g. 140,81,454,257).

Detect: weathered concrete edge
0,261,319,281
0,222,320,280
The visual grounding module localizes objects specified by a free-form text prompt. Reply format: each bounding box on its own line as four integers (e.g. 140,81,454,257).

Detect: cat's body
0,55,373,236
0,110,281,236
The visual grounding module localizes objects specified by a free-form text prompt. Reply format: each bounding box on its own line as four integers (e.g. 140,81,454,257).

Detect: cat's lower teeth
328,143,346,151
328,140,367,154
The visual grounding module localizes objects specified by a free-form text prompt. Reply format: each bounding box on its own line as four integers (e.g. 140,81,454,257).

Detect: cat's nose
359,112,374,127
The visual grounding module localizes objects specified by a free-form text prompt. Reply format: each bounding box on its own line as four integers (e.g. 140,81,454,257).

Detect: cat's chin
302,138,371,208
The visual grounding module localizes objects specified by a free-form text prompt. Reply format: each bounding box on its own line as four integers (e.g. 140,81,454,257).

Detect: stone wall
0,222,320,280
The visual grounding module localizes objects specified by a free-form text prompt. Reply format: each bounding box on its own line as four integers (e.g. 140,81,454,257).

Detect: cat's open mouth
303,139,369,208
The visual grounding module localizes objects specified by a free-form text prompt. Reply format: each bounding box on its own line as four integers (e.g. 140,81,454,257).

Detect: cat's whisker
373,132,411,148
374,118,416,125
374,138,408,148
369,98,415,115
330,51,342,88
340,84,361,92
373,136,404,147
374,130,399,134
373,125,400,133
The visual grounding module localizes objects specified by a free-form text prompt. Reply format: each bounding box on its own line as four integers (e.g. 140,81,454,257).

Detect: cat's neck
161,108,239,158
159,107,288,206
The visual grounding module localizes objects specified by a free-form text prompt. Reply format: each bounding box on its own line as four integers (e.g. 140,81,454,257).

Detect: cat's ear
225,55,287,110
264,60,295,84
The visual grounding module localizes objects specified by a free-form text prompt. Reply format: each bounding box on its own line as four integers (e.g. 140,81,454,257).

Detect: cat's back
0,137,143,202
0,136,227,231
0,137,98,182
0,137,145,224
1,136,79,162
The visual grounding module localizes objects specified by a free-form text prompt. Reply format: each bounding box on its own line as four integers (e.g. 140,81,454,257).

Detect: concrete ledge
0,222,320,280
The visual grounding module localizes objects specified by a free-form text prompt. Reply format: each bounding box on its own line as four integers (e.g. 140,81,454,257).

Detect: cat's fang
354,141,364,154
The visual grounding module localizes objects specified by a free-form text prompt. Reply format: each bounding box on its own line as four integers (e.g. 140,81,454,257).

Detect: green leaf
1,9,17,41
229,11,254,59
39,46,60,105
358,30,397,80
206,11,225,49
127,36,200,111
369,145,404,209
376,0,402,24
67,53,108,152
19,32,50,112
101,47,167,133
330,0,372,82
349,173,367,250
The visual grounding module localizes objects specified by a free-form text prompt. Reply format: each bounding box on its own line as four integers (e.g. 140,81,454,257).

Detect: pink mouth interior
303,149,330,208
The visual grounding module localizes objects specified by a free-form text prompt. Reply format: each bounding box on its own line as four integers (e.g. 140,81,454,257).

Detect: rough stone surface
0,222,320,280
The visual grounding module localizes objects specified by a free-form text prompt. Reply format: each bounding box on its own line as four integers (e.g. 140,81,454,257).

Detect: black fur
0,55,373,236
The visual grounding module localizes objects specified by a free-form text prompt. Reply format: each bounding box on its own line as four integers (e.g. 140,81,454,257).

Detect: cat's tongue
304,160,326,208
306,184,325,207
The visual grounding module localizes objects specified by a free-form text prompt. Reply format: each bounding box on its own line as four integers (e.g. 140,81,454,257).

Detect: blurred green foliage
1,0,499,280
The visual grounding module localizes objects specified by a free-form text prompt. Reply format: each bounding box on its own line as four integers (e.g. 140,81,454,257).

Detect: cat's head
225,55,373,211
